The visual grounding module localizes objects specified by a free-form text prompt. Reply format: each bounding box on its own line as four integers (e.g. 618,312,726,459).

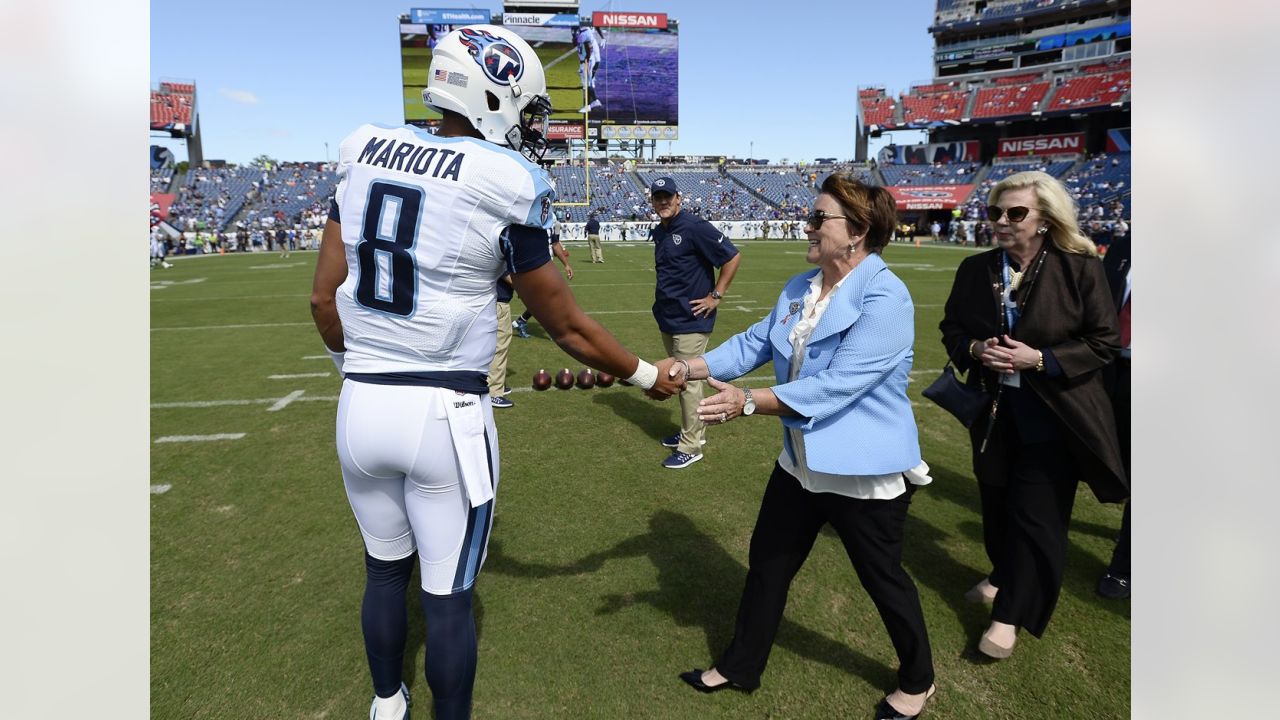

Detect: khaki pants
588,233,603,262
662,331,710,455
489,301,512,397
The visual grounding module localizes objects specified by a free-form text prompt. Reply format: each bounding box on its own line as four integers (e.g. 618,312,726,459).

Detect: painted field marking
151,278,208,290
151,484,172,495
269,372,330,380
302,355,329,360
152,322,312,331
154,433,247,443
268,390,306,412
152,293,309,303
249,262,307,270
151,395,340,410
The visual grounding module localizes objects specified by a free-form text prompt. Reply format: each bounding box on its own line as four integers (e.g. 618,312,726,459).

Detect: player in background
513,212,572,338
150,226,172,268
573,24,604,114
309,25,682,720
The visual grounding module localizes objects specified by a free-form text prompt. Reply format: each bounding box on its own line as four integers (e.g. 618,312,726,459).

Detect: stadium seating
1046,70,1130,111
970,81,1050,119
165,166,253,231
547,163,649,222
858,88,898,127
238,164,339,230
1062,152,1130,214
880,163,981,186
151,82,195,128
727,168,818,214
633,168,773,221
900,83,967,124
151,166,175,193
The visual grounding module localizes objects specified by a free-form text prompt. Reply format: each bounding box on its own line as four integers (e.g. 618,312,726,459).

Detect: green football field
150,241,1129,718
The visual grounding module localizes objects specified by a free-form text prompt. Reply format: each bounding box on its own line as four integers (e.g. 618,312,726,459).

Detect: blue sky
151,0,936,165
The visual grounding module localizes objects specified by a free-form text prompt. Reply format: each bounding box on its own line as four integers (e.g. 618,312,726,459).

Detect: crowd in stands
151,166,175,193
880,163,982,186
151,82,195,128
1062,152,1130,217
153,149,1128,252
860,57,1130,129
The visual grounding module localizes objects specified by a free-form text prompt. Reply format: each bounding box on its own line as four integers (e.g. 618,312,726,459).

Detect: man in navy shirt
586,212,604,263
648,176,743,469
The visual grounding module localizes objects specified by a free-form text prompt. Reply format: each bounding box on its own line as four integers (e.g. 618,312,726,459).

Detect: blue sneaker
513,318,530,338
662,451,703,469
491,396,514,409
369,681,410,720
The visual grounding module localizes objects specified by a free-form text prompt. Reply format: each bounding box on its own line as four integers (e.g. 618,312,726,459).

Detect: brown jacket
940,245,1128,502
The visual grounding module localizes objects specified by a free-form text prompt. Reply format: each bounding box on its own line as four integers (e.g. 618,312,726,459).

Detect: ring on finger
720,412,727,423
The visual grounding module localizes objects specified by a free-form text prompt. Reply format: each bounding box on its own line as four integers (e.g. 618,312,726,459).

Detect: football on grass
555,368,575,390
532,369,552,391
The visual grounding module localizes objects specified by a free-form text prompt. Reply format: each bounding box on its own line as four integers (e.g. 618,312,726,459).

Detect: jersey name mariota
332,123,555,376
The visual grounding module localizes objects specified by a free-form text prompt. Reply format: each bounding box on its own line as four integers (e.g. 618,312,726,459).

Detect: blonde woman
938,171,1127,659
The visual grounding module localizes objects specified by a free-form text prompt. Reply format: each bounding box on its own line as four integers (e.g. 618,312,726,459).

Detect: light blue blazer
703,253,922,476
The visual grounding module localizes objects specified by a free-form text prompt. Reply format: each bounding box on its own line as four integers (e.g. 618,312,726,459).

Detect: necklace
1008,267,1024,291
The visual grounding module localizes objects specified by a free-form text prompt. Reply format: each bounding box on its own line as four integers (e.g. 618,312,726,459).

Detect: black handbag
923,353,991,428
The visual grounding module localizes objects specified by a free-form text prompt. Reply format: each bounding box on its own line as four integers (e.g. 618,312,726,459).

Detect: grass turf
150,241,1129,718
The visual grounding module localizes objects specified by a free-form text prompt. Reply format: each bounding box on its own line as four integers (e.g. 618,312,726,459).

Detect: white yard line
268,372,330,380
267,390,306,412
151,484,172,494
152,322,312,331
301,355,329,360
154,433,247,443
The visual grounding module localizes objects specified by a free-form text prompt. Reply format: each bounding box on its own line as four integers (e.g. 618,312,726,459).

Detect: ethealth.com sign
410,8,491,25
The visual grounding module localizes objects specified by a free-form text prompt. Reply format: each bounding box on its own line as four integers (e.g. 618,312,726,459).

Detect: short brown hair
819,174,897,253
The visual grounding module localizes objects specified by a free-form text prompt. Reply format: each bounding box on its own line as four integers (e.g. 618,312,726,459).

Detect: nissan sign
996,132,1085,156
592,12,668,29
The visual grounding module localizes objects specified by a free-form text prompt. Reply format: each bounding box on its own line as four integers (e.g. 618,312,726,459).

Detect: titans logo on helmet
458,28,524,86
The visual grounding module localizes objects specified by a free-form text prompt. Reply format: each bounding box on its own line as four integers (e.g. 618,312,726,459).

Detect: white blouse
775,269,932,500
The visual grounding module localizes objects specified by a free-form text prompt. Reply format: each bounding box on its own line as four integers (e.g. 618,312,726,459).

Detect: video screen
401,14,679,134
589,23,679,126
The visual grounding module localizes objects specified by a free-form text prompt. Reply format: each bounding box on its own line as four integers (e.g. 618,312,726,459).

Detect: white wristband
327,348,346,378
625,359,658,390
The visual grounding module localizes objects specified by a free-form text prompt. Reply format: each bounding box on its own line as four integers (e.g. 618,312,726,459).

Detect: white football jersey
332,123,555,376
576,27,602,70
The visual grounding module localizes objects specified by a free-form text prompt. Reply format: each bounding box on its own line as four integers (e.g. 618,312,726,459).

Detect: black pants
1107,360,1132,578
980,434,1079,638
716,464,934,693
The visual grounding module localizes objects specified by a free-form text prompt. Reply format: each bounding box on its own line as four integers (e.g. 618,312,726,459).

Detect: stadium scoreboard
399,6,678,143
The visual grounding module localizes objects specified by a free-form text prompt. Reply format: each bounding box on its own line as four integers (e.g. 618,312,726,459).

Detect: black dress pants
980,432,1079,638
716,464,934,693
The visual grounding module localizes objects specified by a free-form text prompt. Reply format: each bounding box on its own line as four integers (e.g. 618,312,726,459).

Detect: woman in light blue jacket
670,175,936,720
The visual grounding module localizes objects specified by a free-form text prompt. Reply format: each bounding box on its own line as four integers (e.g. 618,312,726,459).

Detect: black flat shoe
678,668,753,694
874,685,936,719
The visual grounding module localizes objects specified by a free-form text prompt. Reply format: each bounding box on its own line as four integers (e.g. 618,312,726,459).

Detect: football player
309,25,682,720
573,25,604,114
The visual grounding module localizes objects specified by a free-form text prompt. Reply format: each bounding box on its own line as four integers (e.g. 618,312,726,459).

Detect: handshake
645,357,692,401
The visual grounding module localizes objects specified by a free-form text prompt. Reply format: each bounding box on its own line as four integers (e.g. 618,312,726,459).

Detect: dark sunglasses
805,209,849,229
986,205,1032,222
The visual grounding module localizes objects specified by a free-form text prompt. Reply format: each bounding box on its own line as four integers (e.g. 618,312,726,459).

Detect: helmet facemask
507,93,552,163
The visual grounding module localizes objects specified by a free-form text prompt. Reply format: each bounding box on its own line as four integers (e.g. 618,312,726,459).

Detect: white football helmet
423,25,552,162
